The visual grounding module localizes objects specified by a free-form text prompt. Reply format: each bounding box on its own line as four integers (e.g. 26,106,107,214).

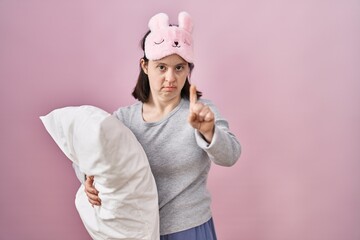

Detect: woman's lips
163,86,176,91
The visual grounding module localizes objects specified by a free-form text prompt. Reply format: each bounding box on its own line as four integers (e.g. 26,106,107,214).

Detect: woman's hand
188,85,215,143
85,176,101,206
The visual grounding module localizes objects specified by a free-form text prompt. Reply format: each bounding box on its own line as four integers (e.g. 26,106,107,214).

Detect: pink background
1,1,359,239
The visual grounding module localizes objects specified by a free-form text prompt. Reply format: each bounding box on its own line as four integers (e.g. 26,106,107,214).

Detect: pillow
40,105,159,240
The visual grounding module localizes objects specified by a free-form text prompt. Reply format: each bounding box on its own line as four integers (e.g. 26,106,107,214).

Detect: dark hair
132,30,202,103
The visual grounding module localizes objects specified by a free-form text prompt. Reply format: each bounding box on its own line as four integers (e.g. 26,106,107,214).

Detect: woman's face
141,54,190,104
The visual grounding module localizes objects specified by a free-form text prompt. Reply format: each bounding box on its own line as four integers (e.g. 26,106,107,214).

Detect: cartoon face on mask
145,12,194,63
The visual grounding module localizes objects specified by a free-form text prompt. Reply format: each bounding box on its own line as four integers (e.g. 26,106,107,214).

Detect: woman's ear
140,59,148,74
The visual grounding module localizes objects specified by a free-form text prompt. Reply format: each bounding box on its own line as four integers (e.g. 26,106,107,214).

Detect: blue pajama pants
160,218,217,240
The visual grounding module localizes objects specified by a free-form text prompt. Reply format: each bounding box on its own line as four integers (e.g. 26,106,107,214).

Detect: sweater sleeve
194,101,241,167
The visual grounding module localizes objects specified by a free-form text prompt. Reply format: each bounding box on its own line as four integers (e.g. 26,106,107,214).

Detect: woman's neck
142,96,181,122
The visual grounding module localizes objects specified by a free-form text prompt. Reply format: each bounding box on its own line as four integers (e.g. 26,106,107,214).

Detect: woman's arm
195,119,241,167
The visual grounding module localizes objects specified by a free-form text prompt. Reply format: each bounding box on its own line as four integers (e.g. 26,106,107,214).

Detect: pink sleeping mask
144,12,194,63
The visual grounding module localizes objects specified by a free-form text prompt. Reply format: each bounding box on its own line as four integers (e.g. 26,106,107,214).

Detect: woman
82,12,241,239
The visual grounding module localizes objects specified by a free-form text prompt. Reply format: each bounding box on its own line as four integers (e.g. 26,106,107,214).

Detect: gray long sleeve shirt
113,98,241,235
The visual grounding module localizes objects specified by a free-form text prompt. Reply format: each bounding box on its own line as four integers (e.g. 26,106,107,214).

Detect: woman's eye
158,65,166,71
176,65,184,71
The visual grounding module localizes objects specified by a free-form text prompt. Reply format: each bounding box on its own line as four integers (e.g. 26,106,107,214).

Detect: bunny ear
148,13,169,31
178,11,193,33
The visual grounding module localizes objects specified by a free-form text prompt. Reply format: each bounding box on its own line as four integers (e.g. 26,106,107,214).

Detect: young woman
82,12,241,240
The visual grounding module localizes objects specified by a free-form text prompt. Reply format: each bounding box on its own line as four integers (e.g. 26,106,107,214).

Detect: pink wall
1,1,359,239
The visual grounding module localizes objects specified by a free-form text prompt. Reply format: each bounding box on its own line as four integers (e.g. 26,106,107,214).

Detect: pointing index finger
190,84,197,106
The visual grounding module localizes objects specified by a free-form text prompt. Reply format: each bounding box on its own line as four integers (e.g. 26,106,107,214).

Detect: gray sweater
113,98,241,235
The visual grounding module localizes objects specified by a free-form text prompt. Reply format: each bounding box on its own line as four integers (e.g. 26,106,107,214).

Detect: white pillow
40,105,159,240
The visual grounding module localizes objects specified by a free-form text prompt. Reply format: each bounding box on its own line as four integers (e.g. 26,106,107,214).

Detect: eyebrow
155,62,187,67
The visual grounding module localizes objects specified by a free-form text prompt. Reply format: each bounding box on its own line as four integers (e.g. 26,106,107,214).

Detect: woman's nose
165,69,176,82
